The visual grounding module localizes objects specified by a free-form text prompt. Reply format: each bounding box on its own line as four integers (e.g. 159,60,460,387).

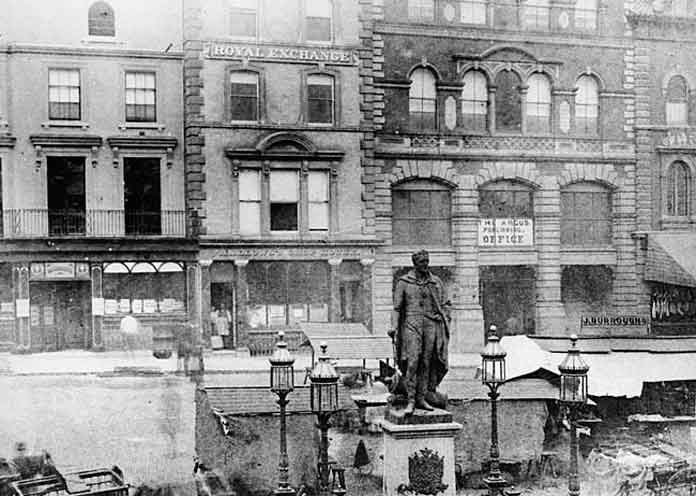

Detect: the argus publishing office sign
479,218,534,246
207,42,358,66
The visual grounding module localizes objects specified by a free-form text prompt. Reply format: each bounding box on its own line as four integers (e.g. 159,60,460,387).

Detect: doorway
30,281,91,350
211,282,235,349
480,265,536,339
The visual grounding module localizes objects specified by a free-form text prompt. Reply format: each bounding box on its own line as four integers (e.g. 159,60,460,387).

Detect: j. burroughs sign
207,42,358,66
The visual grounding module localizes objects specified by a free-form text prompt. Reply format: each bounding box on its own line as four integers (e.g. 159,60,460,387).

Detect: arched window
88,1,115,37
575,0,597,30
666,75,688,126
666,161,690,216
461,71,488,131
561,182,612,245
495,71,522,133
409,68,437,130
479,180,534,218
392,179,452,246
526,73,551,134
575,75,599,136
524,0,550,30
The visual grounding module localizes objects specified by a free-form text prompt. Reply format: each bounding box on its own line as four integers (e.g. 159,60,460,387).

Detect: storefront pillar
200,259,212,345
234,259,249,346
13,264,30,352
360,258,375,332
187,262,202,335
328,258,342,323
90,264,104,351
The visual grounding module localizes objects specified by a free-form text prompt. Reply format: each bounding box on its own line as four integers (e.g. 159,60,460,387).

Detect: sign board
581,315,648,327
207,42,358,66
30,262,90,280
15,299,29,318
479,218,534,247
92,298,105,316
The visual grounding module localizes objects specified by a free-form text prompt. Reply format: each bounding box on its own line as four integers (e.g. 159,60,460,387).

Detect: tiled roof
204,385,356,416
442,375,559,401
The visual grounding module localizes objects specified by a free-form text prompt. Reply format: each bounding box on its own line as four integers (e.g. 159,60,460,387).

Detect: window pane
666,102,688,125
495,71,522,132
270,203,298,230
239,203,260,234
307,18,331,41
408,0,434,19
307,76,334,124
309,203,329,230
461,0,487,23
392,183,452,245
239,170,261,200
308,171,329,201
270,171,299,202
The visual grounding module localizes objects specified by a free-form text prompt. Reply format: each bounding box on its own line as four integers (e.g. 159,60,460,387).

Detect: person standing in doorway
119,314,139,360
215,303,232,349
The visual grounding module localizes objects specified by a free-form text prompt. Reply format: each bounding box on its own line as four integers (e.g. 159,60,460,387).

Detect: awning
646,232,696,287
299,323,393,363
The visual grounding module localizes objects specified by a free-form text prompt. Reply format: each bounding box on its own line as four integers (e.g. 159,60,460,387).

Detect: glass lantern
269,331,295,395
481,325,506,386
558,334,589,404
309,342,339,414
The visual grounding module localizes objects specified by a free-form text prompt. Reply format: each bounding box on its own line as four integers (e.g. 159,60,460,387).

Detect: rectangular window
124,157,161,235
306,0,332,42
523,0,550,29
49,69,80,120
270,170,299,231
230,71,259,122
460,0,487,24
666,102,688,126
125,72,156,122
239,169,261,234
392,181,451,246
561,188,612,245
47,157,86,236
308,171,329,231
307,74,334,125
229,0,257,38
408,0,435,20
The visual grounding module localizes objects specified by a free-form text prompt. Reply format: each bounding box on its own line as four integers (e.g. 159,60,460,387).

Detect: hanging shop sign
30,262,90,280
207,42,358,66
478,218,534,247
581,315,648,327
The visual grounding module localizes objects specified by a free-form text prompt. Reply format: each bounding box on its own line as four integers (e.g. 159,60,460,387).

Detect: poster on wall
15,299,29,318
30,305,40,326
479,218,534,247
43,306,54,326
92,298,105,316
268,305,286,326
246,305,267,328
45,262,76,279
104,300,119,315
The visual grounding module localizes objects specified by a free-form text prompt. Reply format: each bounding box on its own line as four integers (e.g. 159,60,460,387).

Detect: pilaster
90,264,104,351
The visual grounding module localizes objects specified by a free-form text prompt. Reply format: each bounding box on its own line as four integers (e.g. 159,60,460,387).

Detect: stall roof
299,323,393,362
646,232,696,287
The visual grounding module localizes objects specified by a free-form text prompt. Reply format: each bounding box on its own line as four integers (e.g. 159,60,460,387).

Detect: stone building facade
361,0,642,352
0,0,193,352
627,0,696,336
182,0,381,351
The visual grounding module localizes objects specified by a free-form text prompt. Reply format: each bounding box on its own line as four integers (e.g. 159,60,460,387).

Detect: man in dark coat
389,250,451,415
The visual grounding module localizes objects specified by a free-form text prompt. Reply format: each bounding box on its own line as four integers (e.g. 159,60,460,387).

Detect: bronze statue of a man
389,250,451,415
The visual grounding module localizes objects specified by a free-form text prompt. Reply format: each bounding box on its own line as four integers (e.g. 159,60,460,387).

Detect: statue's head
411,249,430,274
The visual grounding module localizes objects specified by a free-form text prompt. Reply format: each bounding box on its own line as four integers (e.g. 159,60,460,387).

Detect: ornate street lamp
558,334,589,496
269,331,296,496
309,342,340,494
480,325,507,496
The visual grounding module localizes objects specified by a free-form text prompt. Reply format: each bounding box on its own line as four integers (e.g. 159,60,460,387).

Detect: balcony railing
3,209,187,238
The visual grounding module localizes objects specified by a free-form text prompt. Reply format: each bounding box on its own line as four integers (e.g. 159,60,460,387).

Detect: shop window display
102,262,186,315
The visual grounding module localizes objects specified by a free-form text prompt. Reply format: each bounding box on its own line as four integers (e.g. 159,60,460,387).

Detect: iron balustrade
2,209,186,238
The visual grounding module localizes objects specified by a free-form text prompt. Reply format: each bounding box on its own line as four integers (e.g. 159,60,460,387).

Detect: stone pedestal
381,408,462,496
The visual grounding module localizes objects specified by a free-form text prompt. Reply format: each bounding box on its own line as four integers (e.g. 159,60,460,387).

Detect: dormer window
88,1,115,37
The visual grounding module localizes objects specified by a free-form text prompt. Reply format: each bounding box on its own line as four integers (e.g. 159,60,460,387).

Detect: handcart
9,467,127,496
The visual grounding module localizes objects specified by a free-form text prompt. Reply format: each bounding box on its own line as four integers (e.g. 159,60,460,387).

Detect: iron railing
3,209,186,238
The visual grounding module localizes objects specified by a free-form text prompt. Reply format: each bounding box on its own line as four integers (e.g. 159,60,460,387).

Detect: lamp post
480,325,507,496
309,342,340,494
269,331,296,496
558,334,589,496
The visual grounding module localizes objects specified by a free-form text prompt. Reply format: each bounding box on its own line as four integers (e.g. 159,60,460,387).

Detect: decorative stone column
328,258,342,323
234,259,249,347
487,86,497,134
360,258,375,332
13,264,30,352
535,176,566,335
90,264,104,351
200,259,213,345
453,175,484,353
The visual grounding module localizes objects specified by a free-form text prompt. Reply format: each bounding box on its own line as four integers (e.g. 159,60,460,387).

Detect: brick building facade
182,0,381,351
0,0,194,352
361,0,643,352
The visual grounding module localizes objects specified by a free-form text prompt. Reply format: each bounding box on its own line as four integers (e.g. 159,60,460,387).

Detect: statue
389,250,451,416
